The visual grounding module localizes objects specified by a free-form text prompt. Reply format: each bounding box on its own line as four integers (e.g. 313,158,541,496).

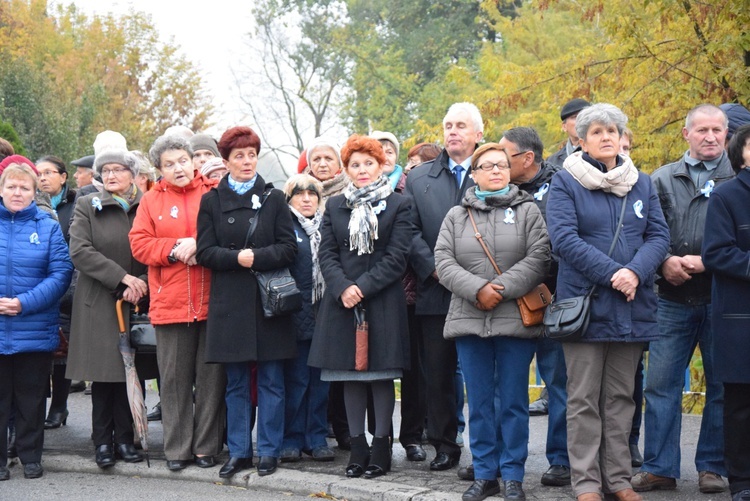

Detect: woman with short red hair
308,134,413,479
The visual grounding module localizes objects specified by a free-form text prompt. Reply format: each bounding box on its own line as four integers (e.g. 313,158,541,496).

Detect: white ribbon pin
701,180,714,198
633,200,644,219
29,232,40,245
534,183,550,201
252,194,262,209
373,200,387,214
504,208,515,224
91,197,102,211
170,205,179,219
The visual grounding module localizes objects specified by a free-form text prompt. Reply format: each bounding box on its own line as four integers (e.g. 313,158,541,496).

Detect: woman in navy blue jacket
702,124,750,501
546,104,669,501
0,160,73,481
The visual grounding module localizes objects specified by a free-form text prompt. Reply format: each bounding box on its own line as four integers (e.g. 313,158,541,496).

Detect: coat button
228,217,235,224
229,244,236,250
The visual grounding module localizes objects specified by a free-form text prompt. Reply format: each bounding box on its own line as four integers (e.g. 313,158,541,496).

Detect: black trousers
725,383,750,494
399,305,426,446
91,382,134,447
0,352,52,465
419,314,460,457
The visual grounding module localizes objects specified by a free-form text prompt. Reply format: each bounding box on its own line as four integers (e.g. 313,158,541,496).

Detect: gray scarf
343,175,393,255
289,206,324,303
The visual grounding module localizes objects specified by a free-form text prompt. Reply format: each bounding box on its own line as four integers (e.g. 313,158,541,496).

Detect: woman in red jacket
129,134,226,471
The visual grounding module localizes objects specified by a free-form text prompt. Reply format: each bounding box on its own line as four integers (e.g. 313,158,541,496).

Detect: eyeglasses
38,170,62,178
509,151,530,158
473,162,511,172
101,167,131,177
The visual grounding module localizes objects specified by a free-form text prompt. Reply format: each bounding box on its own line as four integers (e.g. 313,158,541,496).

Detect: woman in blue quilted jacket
0,159,73,481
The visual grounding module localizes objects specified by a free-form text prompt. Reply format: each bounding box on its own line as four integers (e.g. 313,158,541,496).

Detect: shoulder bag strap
467,207,502,276
243,188,273,249
588,195,629,297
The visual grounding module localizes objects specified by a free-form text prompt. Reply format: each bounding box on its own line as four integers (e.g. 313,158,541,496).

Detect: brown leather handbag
466,208,551,327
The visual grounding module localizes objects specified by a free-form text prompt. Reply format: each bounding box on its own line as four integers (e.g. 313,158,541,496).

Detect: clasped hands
611,268,639,302
171,237,198,266
340,285,363,309
0,297,22,316
475,282,504,311
121,273,148,305
661,255,704,286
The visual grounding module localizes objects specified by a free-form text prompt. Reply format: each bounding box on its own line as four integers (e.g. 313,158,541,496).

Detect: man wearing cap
546,98,590,169
189,134,220,171
72,155,96,189
406,102,482,473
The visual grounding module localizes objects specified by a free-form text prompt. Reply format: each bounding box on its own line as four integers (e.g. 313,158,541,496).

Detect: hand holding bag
466,208,552,327
544,196,628,341
244,189,303,318
354,304,368,371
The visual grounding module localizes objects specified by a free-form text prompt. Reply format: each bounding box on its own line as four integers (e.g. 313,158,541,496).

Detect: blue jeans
224,362,254,459
282,340,329,451
535,336,569,467
642,298,725,477
455,363,466,434
457,335,536,482
256,360,286,458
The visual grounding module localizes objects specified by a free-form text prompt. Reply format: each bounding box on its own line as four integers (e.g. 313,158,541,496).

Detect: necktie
454,166,464,189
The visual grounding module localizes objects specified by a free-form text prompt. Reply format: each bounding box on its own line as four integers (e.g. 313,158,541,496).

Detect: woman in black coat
196,126,297,479
702,124,750,501
308,134,412,479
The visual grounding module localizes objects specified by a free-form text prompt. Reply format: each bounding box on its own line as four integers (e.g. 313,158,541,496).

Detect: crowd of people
0,98,749,501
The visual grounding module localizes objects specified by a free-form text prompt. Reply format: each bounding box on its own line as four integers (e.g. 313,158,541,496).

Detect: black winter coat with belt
308,192,412,372
196,175,298,363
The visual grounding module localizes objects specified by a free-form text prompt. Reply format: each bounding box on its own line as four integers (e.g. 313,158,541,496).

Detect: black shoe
7,426,17,459
462,479,501,501
219,457,253,478
541,464,571,486
0,466,9,481
194,455,216,468
405,444,426,462
528,397,549,416
630,443,643,467
346,434,370,478
458,464,475,481
167,459,190,471
69,380,86,393
95,444,115,468
44,409,69,429
504,480,526,500
430,451,460,471
23,462,43,479
115,443,144,463
364,436,391,479
147,402,162,422
257,456,278,476
336,432,351,451
309,446,335,462
280,448,302,463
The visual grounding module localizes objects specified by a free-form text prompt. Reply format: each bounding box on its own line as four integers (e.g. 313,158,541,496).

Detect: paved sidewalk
28,388,722,500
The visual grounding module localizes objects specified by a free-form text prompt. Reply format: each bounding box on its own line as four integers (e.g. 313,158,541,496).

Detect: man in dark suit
405,102,483,471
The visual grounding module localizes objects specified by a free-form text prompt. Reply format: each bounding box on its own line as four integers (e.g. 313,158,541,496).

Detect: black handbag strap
588,195,629,297
242,188,273,249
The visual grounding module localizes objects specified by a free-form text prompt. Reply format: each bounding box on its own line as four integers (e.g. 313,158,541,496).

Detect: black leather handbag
544,196,628,341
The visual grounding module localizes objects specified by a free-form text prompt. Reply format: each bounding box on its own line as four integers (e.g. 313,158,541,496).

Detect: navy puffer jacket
0,200,73,354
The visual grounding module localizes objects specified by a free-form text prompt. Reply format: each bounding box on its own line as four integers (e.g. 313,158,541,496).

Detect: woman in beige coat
434,143,550,501
66,131,148,469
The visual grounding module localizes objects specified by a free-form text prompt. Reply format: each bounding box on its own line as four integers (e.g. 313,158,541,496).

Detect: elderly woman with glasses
434,143,550,501
129,135,226,472
546,104,669,501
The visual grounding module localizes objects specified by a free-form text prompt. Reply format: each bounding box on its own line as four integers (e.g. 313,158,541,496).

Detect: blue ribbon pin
504,208,515,224
91,197,102,211
633,200,644,219
533,183,550,201
252,194,261,209
700,180,714,198
29,232,40,245
170,206,179,219
373,200,387,215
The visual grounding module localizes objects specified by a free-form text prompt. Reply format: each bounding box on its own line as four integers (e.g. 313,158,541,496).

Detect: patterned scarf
289,206,325,303
112,184,138,211
564,151,639,197
227,175,257,195
343,175,393,255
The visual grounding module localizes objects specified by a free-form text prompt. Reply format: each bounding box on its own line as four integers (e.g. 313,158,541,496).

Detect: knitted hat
93,130,137,176
71,154,95,168
297,149,308,174
189,133,220,157
0,155,38,176
560,98,591,121
306,137,342,167
370,130,400,159
720,103,750,140
200,157,227,178
163,125,194,139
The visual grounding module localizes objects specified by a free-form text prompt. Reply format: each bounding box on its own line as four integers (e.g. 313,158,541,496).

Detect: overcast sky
59,0,254,135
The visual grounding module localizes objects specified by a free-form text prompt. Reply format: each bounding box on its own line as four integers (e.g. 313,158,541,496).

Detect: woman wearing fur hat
305,137,348,205
66,131,148,469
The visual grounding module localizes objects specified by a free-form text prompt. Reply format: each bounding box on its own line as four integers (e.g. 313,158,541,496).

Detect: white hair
443,102,484,133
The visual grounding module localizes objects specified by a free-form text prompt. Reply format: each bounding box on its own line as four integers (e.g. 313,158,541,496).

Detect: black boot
7,426,17,459
345,434,370,478
364,436,391,479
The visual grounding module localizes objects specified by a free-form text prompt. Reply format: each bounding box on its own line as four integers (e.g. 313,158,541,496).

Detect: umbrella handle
116,298,126,334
